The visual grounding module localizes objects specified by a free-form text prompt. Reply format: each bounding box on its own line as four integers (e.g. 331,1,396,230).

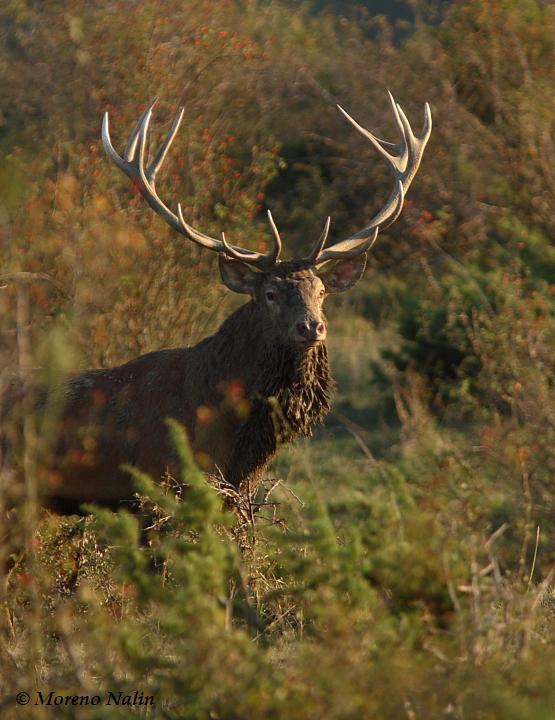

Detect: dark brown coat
2,260,362,516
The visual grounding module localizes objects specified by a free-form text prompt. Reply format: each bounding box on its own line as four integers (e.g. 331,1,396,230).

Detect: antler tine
213,210,281,267
175,205,266,263
266,210,283,265
305,93,431,266
123,98,157,163
103,105,184,235
145,107,185,186
135,103,152,177
337,104,401,177
101,112,131,176
305,216,331,264
311,183,403,267
315,227,379,265
102,101,280,270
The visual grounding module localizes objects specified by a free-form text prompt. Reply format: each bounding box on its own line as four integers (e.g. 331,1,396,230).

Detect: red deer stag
1,93,431,521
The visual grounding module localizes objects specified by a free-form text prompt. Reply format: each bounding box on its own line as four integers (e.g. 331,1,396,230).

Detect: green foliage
6,418,555,719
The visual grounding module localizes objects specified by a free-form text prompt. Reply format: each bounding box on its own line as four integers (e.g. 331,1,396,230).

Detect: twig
527,525,540,591
0,271,69,299
332,410,377,466
57,608,90,690
279,482,305,508
253,605,297,642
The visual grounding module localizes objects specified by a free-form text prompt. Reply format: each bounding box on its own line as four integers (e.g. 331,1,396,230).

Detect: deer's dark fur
1,258,365,521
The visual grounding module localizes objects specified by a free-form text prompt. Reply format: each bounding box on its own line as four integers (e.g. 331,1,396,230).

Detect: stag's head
101,93,431,348
218,255,368,346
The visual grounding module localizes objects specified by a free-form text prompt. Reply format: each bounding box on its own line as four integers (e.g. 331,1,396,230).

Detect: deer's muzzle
291,320,327,344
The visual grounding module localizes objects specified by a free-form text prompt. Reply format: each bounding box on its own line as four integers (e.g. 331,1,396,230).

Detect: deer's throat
209,303,334,438
260,342,334,440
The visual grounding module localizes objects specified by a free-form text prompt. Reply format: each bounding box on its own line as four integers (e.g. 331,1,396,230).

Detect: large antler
101,99,281,270
304,91,432,267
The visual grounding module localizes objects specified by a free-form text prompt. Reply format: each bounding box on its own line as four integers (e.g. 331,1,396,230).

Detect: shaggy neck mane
203,301,334,440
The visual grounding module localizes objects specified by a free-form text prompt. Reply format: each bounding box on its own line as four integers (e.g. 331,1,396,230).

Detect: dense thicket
1,1,555,718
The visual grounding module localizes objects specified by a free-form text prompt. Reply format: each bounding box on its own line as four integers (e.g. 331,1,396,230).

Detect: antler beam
102,93,431,272
101,99,281,270
305,92,432,267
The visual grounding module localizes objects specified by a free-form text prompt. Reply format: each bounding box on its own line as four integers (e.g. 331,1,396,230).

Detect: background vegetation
1,0,555,717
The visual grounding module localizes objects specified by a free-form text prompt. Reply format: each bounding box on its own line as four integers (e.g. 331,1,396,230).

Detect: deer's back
1,348,206,510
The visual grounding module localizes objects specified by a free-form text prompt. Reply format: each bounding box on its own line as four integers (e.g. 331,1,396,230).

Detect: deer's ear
219,256,259,295
318,253,367,293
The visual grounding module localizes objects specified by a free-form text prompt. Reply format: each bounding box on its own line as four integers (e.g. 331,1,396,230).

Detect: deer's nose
295,320,326,342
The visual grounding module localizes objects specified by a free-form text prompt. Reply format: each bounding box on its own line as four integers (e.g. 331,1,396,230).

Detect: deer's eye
266,290,276,302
